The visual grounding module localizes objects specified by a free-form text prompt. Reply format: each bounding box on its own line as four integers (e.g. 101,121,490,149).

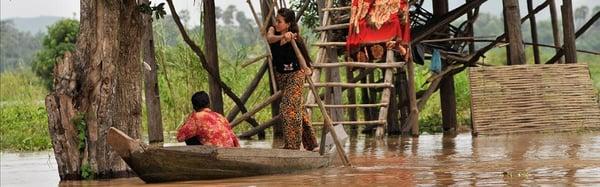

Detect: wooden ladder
305,2,407,137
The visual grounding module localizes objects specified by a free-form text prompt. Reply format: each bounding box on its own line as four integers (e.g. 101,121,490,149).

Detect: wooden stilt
527,0,541,64
548,0,563,64
561,0,577,64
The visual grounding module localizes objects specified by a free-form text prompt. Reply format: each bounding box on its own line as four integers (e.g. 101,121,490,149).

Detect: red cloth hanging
346,0,411,55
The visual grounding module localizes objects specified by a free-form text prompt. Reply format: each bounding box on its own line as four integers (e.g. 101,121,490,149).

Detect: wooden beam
304,103,388,108
561,0,577,63
305,82,393,88
311,62,405,68
411,0,488,45
238,116,281,139
230,91,282,128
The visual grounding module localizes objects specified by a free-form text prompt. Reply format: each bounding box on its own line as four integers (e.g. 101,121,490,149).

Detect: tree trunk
142,0,164,144
561,0,577,64
46,0,144,180
203,0,224,113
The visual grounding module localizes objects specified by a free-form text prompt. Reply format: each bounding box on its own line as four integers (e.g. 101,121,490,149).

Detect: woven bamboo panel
469,64,600,135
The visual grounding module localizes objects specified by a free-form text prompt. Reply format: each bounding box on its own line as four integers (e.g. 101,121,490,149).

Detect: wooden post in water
141,0,164,143
503,0,526,65
433,0,457,131
527,0,541,64
561,0,577,64
547,0,563,64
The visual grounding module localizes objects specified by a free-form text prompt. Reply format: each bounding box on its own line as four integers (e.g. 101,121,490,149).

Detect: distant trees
31,19,79,89
0,20,42,72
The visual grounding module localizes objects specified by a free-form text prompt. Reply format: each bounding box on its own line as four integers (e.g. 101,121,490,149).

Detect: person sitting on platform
176,91,240,148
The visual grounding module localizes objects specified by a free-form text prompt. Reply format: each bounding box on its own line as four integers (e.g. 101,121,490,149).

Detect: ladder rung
321,6,351,11
304,103,388,108
312,120,386,126
312,62,405,69
312,42,346,47
314,23,349,31
304,82,393,88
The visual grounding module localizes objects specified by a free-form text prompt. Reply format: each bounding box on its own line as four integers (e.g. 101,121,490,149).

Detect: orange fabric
176,108,240,147
347,0,410,54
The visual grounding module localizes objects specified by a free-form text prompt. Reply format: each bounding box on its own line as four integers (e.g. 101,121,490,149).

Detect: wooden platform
469,64,600,135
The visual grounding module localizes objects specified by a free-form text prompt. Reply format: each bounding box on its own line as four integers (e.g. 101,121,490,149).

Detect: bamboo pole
292,39,351,166
241,54,270,68
548,0,563,64
230,91,283,128
527,0,541,64
247,0,278,92
238,115,281,139
546,11,600,64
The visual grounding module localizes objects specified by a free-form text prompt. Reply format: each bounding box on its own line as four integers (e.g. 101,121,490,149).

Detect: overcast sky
1,0,599,24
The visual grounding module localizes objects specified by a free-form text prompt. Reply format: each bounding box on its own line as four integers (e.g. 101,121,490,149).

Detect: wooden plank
314,23,349,31
312,120,386,126
304,103,388,108
305,82,393,88
321,6,351,11
311,62,405,68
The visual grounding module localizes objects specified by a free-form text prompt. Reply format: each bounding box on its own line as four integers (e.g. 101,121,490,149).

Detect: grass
0,70,52,151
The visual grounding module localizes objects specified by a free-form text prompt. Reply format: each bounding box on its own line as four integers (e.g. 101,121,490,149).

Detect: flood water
2,132,600,186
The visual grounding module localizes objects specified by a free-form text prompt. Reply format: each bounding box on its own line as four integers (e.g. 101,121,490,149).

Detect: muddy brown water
2,132,600,186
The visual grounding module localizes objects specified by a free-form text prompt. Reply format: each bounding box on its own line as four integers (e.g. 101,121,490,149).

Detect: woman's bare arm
266,27,282,44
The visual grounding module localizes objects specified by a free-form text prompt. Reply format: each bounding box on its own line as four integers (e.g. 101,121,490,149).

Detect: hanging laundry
430,48,442,74
346,0,411,60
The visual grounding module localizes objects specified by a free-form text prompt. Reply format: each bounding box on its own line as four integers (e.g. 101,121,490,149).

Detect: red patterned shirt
176,108,240,147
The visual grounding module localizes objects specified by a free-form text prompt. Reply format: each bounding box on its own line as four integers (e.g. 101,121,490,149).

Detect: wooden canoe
107,127,335,183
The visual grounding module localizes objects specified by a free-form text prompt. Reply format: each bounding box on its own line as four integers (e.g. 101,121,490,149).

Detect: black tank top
270,41,300,73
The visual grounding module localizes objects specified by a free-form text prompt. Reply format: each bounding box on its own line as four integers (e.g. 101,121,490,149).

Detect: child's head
191,91,210,111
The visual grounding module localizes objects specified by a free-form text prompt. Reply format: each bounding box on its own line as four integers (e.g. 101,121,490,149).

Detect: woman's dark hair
191,91,210,111
276,8,313,65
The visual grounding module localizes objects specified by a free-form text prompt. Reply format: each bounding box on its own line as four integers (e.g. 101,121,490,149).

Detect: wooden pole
527,0,541,64
546,11,599,64
230,91,283,128
406,48,419,136
434,0,457,132
238,116,281,139
503,0,526,65
141,0,163,144
292,39,351,166
203,0,224,113
347,68,358,136
548,0,563,64
561,0,577,64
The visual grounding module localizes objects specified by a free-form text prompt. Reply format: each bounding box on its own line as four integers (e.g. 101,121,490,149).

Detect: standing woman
267,8,318,151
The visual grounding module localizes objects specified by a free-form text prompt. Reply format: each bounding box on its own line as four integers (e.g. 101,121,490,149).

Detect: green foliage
80,163,93,180
0,20,42,72
0,70,51,151
138,1,166,20
31,19,79,89
70,113,87,151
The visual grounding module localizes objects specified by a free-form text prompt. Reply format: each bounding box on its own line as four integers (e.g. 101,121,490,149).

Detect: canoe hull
107,128,333,183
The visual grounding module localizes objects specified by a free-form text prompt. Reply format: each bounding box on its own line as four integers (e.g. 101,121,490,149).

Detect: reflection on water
2,132,600,186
